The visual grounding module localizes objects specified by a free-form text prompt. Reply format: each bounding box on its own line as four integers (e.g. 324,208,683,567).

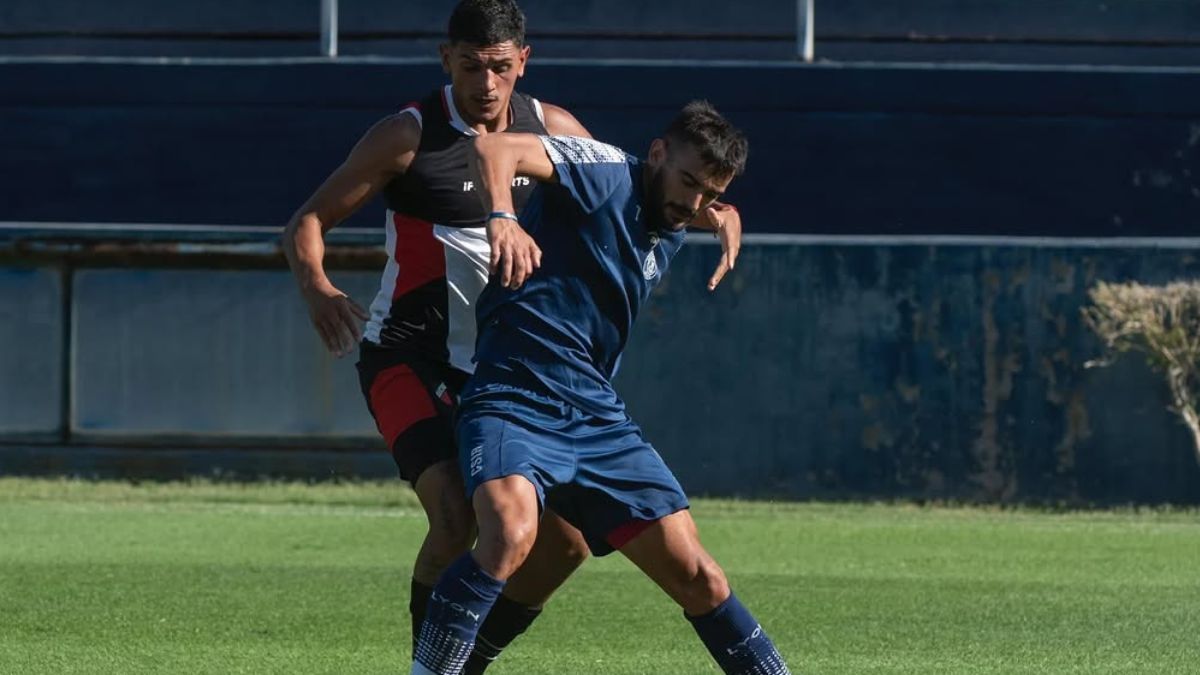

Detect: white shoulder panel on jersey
540,135,627,165
531,97,546,126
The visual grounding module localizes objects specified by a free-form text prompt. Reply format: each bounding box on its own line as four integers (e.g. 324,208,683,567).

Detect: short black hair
447,0,526,47
664,101,748,178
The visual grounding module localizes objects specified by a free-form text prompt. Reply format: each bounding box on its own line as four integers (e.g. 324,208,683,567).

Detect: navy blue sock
412,554,506,675
687,592,791,675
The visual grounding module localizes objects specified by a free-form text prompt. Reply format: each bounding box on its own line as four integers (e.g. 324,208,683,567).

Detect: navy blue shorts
456,383,689,556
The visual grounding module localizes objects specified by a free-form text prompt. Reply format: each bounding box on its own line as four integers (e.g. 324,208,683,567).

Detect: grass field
1,479,1198,674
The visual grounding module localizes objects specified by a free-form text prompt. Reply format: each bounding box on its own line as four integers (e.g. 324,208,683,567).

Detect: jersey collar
442,85,479,137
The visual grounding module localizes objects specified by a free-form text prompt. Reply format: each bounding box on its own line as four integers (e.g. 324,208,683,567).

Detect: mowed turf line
0,479,1197,674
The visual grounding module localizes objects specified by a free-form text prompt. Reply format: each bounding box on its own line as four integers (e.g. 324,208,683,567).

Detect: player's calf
465,511,591,673
688,592,792,675
619,511,791,674
411,476,541,675
410,460,477,656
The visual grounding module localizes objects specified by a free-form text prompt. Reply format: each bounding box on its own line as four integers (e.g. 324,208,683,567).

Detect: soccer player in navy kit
410,103,790,674
281,1,744,671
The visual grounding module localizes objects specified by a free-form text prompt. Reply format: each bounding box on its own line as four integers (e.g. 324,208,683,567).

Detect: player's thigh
358,359,457,483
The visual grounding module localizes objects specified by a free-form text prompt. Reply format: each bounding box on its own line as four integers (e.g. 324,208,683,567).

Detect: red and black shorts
356,343,470,485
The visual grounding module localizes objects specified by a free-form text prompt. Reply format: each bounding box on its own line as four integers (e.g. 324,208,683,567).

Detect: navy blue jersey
471,136,686,419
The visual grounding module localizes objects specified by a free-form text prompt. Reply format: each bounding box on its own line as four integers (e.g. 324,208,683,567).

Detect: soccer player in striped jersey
282,1,744,671
410,102,788,674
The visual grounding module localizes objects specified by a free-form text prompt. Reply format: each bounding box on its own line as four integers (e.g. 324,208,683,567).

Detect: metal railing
316,0,815,62
798,0,815,62
320,0,337,57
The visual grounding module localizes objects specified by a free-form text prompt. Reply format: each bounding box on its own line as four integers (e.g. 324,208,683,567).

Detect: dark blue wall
6,0,1197,38
1,60,1198,236
618,241,1200,504
3,0,1198,63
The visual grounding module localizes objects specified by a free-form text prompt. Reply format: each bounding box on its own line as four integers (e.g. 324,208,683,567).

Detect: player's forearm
469,135,521,215
282,212,332,290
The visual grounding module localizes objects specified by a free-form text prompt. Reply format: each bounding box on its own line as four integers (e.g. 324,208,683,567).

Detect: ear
516,44,531,78
648,138,667,166
439,43,453,74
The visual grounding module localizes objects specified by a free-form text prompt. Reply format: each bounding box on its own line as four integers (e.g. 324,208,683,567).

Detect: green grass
1,479,1198,674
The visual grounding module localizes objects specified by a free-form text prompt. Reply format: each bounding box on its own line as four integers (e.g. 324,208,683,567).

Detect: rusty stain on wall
974,270,1022,499
1056,391,1091,475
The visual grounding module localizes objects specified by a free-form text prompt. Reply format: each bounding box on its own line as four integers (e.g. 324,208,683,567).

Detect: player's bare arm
282,112,420,356
468,132,557,290
541,102,592,139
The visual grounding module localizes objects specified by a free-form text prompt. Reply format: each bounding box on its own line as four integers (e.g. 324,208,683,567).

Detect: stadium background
1,0,1199,503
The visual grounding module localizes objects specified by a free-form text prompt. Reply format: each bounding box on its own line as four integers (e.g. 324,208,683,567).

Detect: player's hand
300,279,369,357
693,203,742,291
487,217,542,290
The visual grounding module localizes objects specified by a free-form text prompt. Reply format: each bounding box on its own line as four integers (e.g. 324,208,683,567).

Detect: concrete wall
618,239,1200,504
0,266,63,440
70,268,378,443
3,239,1199,503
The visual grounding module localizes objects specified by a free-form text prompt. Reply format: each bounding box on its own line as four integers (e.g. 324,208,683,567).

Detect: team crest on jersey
642,250,659,280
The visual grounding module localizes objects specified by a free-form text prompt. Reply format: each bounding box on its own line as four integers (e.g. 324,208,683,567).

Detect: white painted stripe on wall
686,232,1200,249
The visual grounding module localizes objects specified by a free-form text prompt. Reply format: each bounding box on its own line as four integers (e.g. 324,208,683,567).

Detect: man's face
646,139,733,231
440,40,530,125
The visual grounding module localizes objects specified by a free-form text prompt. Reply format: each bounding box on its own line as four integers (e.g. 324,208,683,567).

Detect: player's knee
675,555,730,615
694,557,730,609
494,517,538,558
475,515,538,579
420,527,473,574
415,462,476,544
426,497,475,550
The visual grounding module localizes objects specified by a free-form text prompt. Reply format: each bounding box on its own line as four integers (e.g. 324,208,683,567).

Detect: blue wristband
487,211,520,223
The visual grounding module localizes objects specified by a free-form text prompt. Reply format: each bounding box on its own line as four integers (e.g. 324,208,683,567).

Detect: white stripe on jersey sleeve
531,97,545,126
539,135,627,166
399,105,423,129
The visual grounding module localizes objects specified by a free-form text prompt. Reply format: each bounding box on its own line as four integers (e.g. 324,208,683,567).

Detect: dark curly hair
448,0,526,47
664,100,749,178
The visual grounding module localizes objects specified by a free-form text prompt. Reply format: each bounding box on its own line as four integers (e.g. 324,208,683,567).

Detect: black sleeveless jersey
362,85,550,371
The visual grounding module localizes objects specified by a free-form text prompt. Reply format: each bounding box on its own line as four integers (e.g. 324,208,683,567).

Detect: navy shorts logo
642,250,658,279
469,445,484,476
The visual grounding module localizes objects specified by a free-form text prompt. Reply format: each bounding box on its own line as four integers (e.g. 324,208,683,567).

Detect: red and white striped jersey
364,85,548,373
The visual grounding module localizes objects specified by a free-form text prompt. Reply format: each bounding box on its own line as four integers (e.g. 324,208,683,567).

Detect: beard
645,166,692,231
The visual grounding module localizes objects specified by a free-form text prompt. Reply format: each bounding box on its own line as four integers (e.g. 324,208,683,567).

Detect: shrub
1083,281,1200,465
